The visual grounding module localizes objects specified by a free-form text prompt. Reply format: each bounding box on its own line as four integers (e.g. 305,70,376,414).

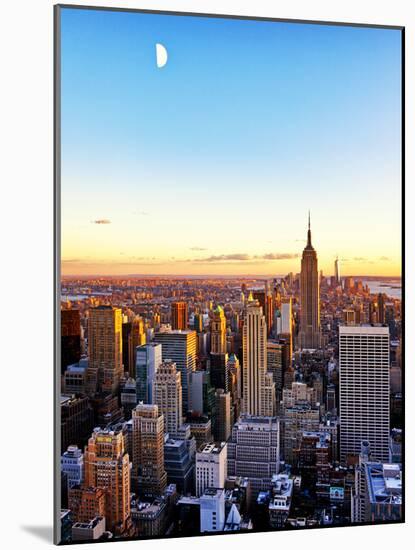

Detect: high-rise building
213,389,231,443
196,442,227,496
298,214,321,350
242,301,275,416
61,309,81,375
335,256,341,286
135,343,162,404
227,416,280,503
154,360,183,437
339,325,390,462
132,404,167,498
120,377,137,419
83,428,130,532
61,394,94,451
280,298,293,336
209,352,229,392
88,306,123,394
61,445,84,489
267,340,283,407
153,330,197,413
171,302,188,330
164,436,195,494
210,306,227,354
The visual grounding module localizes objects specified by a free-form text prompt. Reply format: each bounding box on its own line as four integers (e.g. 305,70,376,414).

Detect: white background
0,0,413,548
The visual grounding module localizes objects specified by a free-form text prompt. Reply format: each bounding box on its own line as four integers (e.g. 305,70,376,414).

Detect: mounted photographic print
54,4,404,544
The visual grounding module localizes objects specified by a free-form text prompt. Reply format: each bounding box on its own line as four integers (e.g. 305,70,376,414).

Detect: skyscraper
135,343,162,404
213,388,231,443
195,442,227,497
171,302,188,330
153,360,183,437
210,306,227,354
88,306,123,394
298,213,321,350
241,301,275,416
227,416,280,502
61,309,81,375
83,428,130,533
132,403,167,498
153,330,197,413
334,255,341,286
339,325,390,462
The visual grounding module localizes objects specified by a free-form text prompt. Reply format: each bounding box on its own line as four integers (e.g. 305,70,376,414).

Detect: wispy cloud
379,256,390,261
92,219,111,225
191,252,299,263
132,211,150,216
190,247,208,251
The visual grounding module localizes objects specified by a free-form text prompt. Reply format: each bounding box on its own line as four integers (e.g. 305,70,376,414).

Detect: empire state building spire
306,210,314,249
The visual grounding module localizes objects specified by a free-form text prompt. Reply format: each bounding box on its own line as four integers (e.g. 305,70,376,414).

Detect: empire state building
299,214,321,349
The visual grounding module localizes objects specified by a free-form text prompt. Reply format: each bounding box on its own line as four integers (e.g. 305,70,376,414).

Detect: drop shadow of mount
21,525,53,543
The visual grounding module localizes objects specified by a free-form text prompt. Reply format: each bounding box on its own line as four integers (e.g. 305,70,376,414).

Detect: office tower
377,293,386,324
84,428,130,533
68,486,106,524
335,256,341,286
227,416,280,502
61,309,81,375
193,313,203,333
209,352,229,392
200,488,226,532
153,330,197,413
61,445,84,489
241,301,274,416
120,377,137,420
227,353,241,421
213,389,231,443
281,382,320,462
132,404,167,498
298,214,321,350
280,298,293,336
189,370,215,417
154,360,183,437
196,442,227,496
326,384,336,413
293,432,331,487
164,437,195,494
339,325,390,462
266,294,274,336
210,306,227,354
135,343,162,404
88,306,123,394
122,321,133,375
171,301,188,330
61,394,94,451
267,340,283,407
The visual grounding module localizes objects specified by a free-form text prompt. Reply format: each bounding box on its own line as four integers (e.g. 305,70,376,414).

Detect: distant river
61,292,112,302
363,280,401,300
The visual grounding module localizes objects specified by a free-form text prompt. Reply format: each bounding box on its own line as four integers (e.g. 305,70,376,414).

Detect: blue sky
60,7,402,276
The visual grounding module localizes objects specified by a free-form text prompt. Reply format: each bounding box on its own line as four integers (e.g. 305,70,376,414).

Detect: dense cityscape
59,218,403,542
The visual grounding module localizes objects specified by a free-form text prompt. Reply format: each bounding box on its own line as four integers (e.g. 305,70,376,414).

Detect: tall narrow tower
242,301,275,416
335,255,341,286
210,306,227,354
299,213,321,349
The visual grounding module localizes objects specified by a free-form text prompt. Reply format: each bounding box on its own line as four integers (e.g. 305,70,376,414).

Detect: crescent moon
155,43,168,68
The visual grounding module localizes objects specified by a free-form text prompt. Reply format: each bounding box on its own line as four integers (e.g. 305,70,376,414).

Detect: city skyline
60,8,401,277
